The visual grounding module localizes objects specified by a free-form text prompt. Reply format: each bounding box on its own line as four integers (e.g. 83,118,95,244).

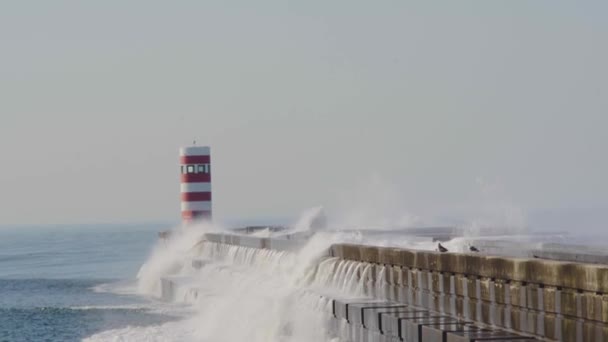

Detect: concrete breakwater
159,232,608,341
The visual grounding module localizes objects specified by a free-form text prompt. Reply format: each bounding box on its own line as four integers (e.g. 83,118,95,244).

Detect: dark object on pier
438,243,448,253
469,245,480,252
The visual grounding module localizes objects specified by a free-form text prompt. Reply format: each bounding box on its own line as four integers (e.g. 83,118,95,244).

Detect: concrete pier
180,232,608,341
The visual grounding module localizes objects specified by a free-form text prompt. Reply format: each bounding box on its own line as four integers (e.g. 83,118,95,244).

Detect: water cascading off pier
140,226,608,342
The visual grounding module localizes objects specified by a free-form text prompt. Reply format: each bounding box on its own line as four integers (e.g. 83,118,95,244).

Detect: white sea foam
83,319,199,342
83,200,542,342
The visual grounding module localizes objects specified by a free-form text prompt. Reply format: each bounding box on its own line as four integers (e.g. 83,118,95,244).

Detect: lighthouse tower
179,146,212,223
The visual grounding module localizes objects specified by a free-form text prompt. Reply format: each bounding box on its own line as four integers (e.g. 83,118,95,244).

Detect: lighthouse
179,146,212,223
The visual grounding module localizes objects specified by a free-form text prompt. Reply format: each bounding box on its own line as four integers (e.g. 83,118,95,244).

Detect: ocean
0,223,179,342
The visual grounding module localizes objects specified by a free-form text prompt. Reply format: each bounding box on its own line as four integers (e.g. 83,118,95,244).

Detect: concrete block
238,236,263,248
493,279,509,305
329,244,342,258
421,324,482,342
478,302,503,327
525,284,542,311
379,248,402,265
583,321,608,342
203,232,222,243
361,306,414,331
509,282,526,308
332,298,373,320
331,243,608,293
431,271,442,294
341,244,362,261
399,316,460,342
542,286,558,315
454,274,467,297
380,310,433,338
398,249,418,268
479,278,492,302
446,330,535,342
402,267,411,288
429,292,443,312
360,246,381,264
267,238,304,251
581,291,608,323
560,316,578,342
454,296,476,320
559,289,580,317
465,276,479,300
347,301,403,326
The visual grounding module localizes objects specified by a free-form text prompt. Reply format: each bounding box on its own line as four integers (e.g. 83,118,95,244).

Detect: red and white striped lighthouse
179,146,212,223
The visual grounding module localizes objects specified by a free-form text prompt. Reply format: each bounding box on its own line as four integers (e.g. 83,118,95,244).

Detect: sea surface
0,223,178,342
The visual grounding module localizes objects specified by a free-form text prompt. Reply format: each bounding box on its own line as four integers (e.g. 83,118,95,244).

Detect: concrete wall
330,244,608,341
201,233,608,341
203,232,306,251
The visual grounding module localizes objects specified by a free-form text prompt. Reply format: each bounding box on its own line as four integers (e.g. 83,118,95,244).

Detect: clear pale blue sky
1,1,606,225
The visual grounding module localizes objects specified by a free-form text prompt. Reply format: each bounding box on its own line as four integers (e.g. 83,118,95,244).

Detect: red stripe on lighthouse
181,192,212,201
180,155,211,164
181,173,211,183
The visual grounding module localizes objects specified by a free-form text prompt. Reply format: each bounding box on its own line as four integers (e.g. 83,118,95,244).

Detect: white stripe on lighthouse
181,201,212,211
179,146,210,156
180,182,212,192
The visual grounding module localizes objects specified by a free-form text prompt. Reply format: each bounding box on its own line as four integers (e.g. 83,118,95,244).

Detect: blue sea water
0,223,176,342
